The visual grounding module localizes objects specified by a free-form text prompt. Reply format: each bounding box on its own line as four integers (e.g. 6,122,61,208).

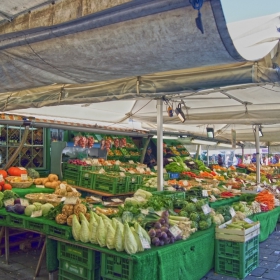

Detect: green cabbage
97,218,106,247
114,222,124,252
41,203,54,217
106,223,116,249
131,227,143,252
122,211,134,223
79,213,89,228
90,211,97,224
124,223,137,255
80,219,90,243
134,189,153,199
72,214,81,241
89,220,98,244
24,205,36,216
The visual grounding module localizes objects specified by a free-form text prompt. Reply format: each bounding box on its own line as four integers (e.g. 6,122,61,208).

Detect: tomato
3,183,12,190
0,180,4,187
0,169,8,178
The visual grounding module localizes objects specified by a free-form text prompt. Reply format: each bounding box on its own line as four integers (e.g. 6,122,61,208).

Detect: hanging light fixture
206,127,214,138
175,103,185,123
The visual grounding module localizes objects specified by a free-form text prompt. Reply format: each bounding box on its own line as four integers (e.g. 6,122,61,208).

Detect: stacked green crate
63,163,93,186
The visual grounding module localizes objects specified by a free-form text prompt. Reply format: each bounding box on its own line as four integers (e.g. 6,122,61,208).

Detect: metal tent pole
255,125,261,184
157,99,163,191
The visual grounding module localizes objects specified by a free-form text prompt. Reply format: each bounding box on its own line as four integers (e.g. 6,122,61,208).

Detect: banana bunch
225,221,254,230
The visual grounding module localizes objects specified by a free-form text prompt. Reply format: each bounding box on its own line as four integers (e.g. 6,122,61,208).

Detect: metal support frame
255,125,261,184
157,99,163,191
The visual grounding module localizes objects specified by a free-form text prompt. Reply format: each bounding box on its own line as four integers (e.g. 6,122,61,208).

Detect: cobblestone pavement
202,223,280,280
0,224,279,280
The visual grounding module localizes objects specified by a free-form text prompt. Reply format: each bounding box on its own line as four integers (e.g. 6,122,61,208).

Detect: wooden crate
215,220,260,242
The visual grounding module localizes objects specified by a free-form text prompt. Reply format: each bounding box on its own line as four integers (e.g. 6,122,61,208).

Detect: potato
48,174,58,182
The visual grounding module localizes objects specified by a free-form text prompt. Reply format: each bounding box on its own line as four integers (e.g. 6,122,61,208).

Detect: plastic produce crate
215,235,259,260
0,211,9,226
79,171,95,189
59,259,100,280
58,242,100,269
47,224,73,239
8,215,26,228
152,190,186,200
101,253,134,280
236,167,248,174
215,250,259,279
25,219,48,234
63,163,94,172
63,170,81,186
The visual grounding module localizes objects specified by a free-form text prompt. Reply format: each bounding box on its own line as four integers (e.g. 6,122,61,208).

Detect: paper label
18,167,26,171
111,198,123,203
36,185,45,188
99,168,105,173
60,183,67,190
90,196,101,202
227,185,232,190
201,204,211,214
191,198,198,203
155,211,163,216
189,161,195,165
129,160,134,164
244,218,254,224
21,174,28,180
138,232,151,249
85,160,91,165
210,195,217,201
141,209,149,215
154,166,158,171
131,177,136,183
20,198,29,206
146,167,151,172
202,190,208,197
4,198,14,206
103,202,111,206
0,175,3,181
169,225,182,238
31,209,42,218
64,197,78,204
119,167,126,172
119,172,126,177
71,187,78,192
229,207,236,217
128,170,135,174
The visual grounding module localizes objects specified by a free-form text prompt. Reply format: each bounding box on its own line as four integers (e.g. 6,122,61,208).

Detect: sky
221,0,280,23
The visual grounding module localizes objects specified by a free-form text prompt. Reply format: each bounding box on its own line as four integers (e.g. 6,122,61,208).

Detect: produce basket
6,176,33,188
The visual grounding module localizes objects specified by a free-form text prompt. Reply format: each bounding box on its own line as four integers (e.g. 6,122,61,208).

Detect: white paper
36,185,45,188
202,190,209,197
20,198,29,206
129,160,134,164
210,195,217,201
64,197,78,204
155,211,163,216
21,174,28,180
111,198,123,203
138,232,151,249
141,209,149,215
169,225,182,238
191,198,198,203
4,198,14,206
119,172,126,177
201,204,211,214
31,209,42,218
229,207,236,217
90,196,101,202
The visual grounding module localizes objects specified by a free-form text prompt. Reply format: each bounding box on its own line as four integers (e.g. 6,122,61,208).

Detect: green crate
79,171,95,189
152,190,186,200
215,251,259,279
25,219,48,234
47,224,73,239
0,212,9,226
101,253,134,280
122,156,140,163
139,186,158,192
64,163,93,172
58,242,100,269
215,235,259,260
103,165,120,172
236,167,248,174
8,215,26,228
59,262,100,280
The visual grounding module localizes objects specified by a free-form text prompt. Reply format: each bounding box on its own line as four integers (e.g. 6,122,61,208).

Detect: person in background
243,155,251,164
163,148,175,166
218,154,224,166
251,153,257,164
144,146,157,168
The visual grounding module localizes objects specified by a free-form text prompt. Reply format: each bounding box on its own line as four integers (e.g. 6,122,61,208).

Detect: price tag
244,218,254,224
227,185,232,190
20,198,29,206
60,183,67,189
64,197,78,204
119,167,126,172
131,177,136,183
71,187,78,192
222,185,228,189
99,168,105,173
146,167,151,172
0,174,3,181
229,207,236,217
129,160,134,164
85,160,91,165
141,209,149,215
155,211,163,216
36,185,45,188
90,196,101,202
189,161,195,165
154,166,158,171
21,174,28,181
202,190,209,197
111,198,123,203
191,198,198,203
128,170,135,174
31,209,42,218
119,172,126,177
201,204,211,214
210,195,217,201
103,201,110,206
4,198,14,206
169,225,182,238
167,158,173,162
138,232,151,249
18,167,27,171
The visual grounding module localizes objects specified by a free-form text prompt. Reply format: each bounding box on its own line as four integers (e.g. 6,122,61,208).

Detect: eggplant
14,198,21,205
13,204,26,214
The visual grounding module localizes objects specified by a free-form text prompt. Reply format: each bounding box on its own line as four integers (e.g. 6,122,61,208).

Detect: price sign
90,196,101,202
103,202,111,206
71,187,78,192
155,211,163,216
129,160,134,164
141,209,149,215
229,207,236,217
111,198,123,203
64,197,78,204
146,167,151,172
31,209,42,218
154,166,158,171
202,190,209,197
128,170,135,174
138,232,151,249
119,172,126,177
201,204,211,214
244,218,254,224
191,198,198,203
4,198,14,207
119,167,126,172
169,225,182,238
60,183,67,189
0,174,3,181
227,185,232,190
21,174,28,181
99,168,105,174
36,185,45,188
20,198,29,206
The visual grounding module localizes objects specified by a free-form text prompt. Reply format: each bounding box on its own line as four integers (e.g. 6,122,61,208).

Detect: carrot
255,190,275,210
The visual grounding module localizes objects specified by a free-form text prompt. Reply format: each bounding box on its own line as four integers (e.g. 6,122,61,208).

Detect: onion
164,238,171,245
159,240,165,246
161,232,168,240
170,237,175,244
155,229,162,237
161,226,169,233
148,228,156,238
175,235,182,241
154,222,162,229
159,218,165,225
161,210,169,218
152,237,159,245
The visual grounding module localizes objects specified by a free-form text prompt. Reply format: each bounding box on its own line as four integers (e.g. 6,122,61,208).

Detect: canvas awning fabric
0,0,280,144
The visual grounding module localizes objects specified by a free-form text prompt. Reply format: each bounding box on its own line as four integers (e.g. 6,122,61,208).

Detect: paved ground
0,224,279,280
